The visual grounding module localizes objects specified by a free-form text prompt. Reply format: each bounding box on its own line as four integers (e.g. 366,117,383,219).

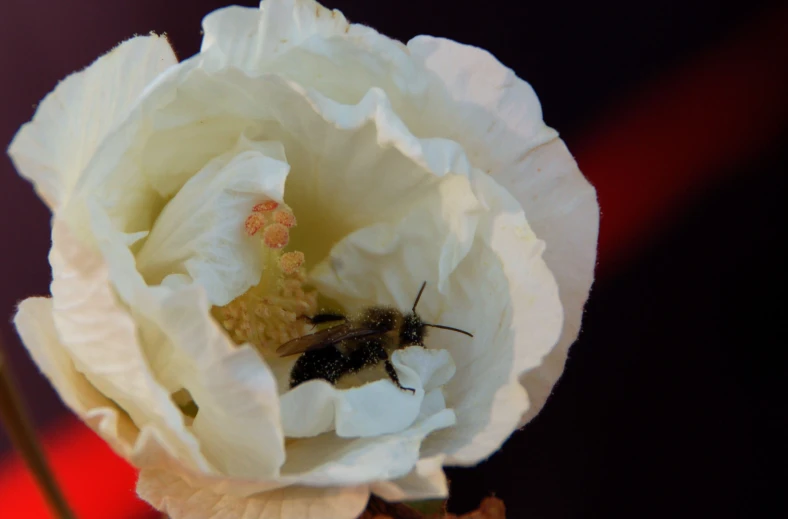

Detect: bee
277,282,473,393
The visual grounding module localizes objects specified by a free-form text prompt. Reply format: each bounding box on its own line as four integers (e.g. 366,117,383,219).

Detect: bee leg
305,313,347,325
300,313,347,331
384,360,415,394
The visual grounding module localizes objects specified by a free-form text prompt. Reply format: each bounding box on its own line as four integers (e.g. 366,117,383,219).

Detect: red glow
0,416,158,519
578,5,788,273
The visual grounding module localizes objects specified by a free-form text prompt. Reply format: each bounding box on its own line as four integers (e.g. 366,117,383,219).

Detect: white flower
8,1,598,518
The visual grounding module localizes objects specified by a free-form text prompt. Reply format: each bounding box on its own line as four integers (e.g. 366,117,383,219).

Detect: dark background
1,0,785,517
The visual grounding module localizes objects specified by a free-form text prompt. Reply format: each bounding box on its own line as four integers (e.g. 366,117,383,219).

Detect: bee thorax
399,312,426,345
359,306,400,332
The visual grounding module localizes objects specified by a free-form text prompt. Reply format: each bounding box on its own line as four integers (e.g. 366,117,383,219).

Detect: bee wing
276,324,386,357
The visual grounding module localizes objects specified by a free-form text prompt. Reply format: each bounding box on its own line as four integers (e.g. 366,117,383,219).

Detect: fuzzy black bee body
277,283,472,393
288,306,421,392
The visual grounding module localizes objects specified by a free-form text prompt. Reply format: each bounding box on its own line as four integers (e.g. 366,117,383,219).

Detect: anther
253,200,279,213
278,251,305,274
273,209,297,228
245,213,265,236
262,223,290,249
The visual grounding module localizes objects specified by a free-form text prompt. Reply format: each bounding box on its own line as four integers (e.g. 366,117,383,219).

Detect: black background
1,1,784,517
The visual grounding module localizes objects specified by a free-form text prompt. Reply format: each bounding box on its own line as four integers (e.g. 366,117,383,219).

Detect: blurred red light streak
578,5,788,274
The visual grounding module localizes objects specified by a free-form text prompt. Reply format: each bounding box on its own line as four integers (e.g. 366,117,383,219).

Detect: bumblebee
277,282,473,392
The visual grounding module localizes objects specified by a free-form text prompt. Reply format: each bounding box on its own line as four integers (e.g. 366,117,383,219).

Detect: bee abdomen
289,347,348,388
346,338,389,373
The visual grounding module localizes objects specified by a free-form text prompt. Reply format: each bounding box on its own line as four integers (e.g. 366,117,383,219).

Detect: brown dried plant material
480,497,507,518
440,497,507,519
359,495,504,519
361,496,427,519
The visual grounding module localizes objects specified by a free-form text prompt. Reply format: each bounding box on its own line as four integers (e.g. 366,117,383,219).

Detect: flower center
213,201,318,353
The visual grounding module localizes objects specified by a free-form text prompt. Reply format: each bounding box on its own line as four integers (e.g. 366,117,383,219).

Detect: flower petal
14,295,285,496
71,61,482,267
309,167,483,309
279,347,454,438
308,160,523,464
370,455,449,502
136,135,290,307
311,135,563,465
88,203,287,479
48,218,209,471
500,139,599,423
138,469,369,519
8,35,177,211
282,409,456,486
406,36,598,421
200,0,350,72
406,36,557,174
421,172,564,464
128,408,454,500
150,285,286,479
13,297,139,456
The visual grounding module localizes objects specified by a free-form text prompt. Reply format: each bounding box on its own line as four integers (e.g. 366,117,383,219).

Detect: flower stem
0,335,77,519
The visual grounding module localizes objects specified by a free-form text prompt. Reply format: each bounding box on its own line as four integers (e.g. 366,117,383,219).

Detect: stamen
279,251,305,275
262,223,289,249
215,200,316,355
244,213,265,236
216,268,317,353
253,200,279,213
273,209,297,228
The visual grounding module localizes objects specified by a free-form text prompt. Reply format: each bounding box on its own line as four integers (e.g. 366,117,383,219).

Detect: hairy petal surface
406,36,598,420
8,35,177,210
499,139,599,422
